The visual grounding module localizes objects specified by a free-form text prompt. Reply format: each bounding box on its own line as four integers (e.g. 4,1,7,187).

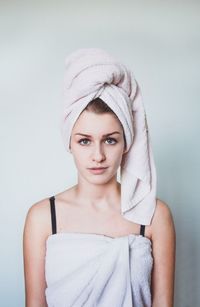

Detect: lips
89,167,108,170
88,167,108,174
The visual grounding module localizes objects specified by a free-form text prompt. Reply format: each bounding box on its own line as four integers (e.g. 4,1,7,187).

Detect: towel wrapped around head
60,48,157,226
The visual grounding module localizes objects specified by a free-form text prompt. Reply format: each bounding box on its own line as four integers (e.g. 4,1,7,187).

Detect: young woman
23,48,176,307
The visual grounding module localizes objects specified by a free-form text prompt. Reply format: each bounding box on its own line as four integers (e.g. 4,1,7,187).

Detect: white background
0,1,199,306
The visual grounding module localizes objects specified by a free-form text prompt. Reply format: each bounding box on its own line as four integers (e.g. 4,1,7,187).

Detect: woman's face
70,110,127,184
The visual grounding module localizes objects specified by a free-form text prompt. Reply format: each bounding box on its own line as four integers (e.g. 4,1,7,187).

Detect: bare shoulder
153,198,174,223
151,198,176,240
24,197,52,239
149,199,176,305
25,197,50,222
23,198,52,306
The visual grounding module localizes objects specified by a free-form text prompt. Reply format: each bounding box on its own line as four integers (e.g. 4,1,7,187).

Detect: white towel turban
60,48,157,226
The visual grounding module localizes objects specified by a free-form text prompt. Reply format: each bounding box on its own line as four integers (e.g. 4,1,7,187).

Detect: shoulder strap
49,196,57,235
140,224,145,237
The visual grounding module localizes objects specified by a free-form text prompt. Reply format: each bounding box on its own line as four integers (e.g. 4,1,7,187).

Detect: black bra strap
140,224,145,237
49,196,57,234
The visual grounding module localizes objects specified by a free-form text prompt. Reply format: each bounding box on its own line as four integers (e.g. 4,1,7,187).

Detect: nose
92,143,106,162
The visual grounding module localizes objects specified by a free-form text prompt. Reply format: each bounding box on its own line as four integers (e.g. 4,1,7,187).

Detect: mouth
89,167,108,170
88,167,108,174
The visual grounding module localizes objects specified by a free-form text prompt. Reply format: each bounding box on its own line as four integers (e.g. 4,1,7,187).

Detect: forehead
72,111,123,135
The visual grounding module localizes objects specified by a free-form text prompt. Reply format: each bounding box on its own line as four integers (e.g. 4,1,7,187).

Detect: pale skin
23,110,176,307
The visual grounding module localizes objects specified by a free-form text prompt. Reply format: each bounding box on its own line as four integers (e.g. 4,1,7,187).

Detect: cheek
71,149,89,167
108,147,124,165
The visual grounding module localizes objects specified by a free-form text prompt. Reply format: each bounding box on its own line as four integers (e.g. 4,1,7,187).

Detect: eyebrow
75,131,121,137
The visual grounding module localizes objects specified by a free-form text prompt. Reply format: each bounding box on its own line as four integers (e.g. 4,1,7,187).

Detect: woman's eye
78,138,90,145
105,138,117,144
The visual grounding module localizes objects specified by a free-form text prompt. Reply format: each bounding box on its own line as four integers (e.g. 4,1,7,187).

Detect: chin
88,173,117,185
87,177,109,185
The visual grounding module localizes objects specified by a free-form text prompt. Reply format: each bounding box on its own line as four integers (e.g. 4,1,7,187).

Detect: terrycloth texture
45,233,153,306
60,48,157,225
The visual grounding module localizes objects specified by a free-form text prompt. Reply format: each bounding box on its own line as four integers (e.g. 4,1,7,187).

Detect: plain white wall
0,1,199,306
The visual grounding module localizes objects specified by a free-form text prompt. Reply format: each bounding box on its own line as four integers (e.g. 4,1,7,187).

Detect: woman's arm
151,198,176,307
23,199,50,307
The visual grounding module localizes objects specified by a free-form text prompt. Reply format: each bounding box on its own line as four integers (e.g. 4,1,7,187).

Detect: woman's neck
74,180,121,212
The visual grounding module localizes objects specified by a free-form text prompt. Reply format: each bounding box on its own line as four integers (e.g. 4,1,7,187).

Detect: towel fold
60,48,157,225
45,234,153,306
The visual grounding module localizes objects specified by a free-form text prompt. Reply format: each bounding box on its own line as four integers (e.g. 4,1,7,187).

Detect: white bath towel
60,48,157,225
45,233,153,306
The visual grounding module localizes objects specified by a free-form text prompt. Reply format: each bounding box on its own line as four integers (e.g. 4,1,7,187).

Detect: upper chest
53,198,152,239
